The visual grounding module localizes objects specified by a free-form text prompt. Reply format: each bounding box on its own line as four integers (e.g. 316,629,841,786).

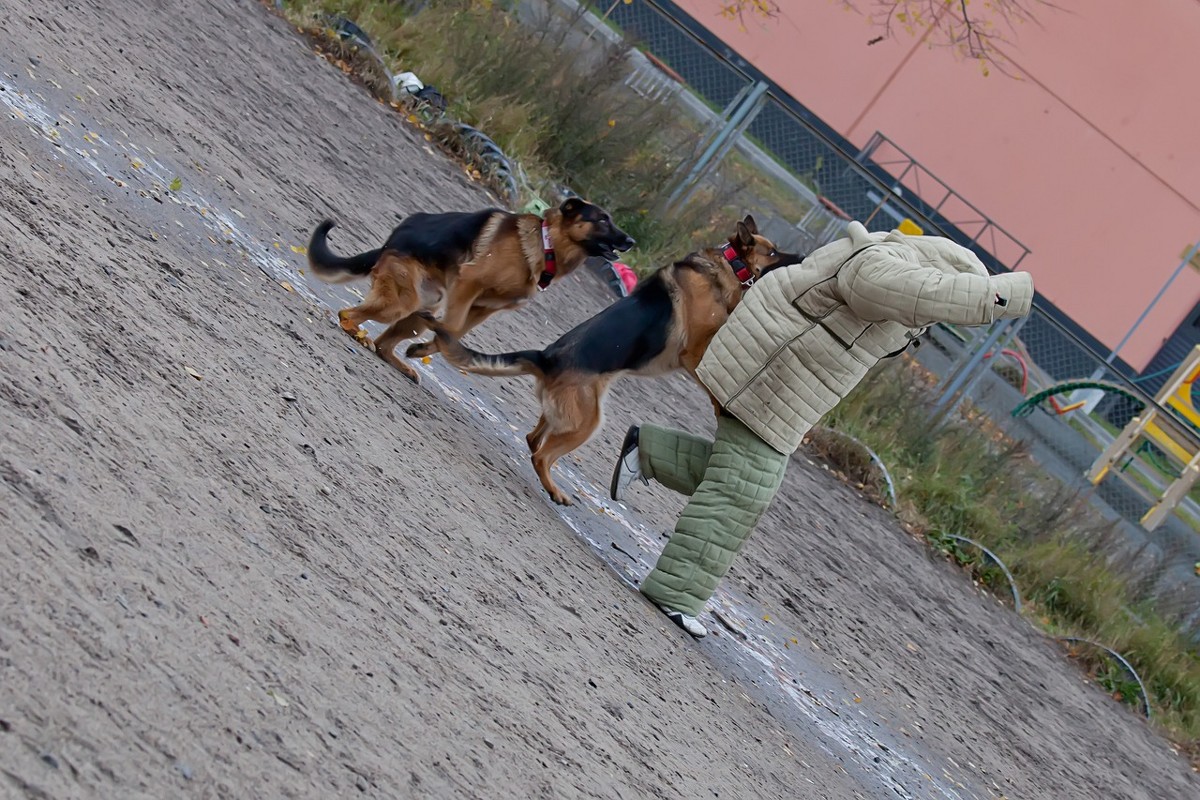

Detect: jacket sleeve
838,252,1035,327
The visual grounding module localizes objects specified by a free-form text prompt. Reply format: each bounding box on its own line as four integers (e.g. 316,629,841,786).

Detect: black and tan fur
425,216,802,505
307,198,634,382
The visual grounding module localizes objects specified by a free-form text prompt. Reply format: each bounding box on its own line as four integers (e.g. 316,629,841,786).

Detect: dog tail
307,219,383,283
420,313,547,377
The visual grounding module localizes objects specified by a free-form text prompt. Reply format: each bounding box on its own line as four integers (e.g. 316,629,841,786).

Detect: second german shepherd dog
307,198,635,382
425,216,802,505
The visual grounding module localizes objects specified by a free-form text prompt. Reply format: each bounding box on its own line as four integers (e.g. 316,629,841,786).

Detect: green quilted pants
637,414,789,617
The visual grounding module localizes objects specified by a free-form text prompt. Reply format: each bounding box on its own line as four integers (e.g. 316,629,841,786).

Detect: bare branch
712,0,1063,76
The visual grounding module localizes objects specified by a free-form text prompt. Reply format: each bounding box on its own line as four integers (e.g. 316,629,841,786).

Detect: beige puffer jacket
697,221,1035,454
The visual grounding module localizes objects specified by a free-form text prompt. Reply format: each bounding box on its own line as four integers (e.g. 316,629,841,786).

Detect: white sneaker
610,425,648,501
658,605,708,638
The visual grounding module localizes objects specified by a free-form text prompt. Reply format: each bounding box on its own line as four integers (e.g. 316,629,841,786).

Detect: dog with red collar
307,197,634,383
423,215,803,505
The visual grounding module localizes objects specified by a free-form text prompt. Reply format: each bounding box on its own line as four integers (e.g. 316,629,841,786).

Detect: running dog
424,216,802,504
307,198,635,382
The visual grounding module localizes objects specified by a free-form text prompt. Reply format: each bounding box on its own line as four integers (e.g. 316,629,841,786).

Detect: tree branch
710,0,1063,77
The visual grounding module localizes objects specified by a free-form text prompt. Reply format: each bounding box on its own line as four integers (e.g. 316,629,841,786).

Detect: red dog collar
721,242,754,287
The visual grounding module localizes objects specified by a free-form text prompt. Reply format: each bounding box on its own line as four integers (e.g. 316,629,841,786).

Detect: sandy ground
0,1,1196,798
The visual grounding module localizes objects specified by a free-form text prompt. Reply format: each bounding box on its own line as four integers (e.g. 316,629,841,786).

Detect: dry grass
279,0,751,272
823,358,1200,758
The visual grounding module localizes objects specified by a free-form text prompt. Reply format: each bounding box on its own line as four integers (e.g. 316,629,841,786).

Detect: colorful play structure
1011,378,1143,419
1001,343,1200,531
1086,346,1200,531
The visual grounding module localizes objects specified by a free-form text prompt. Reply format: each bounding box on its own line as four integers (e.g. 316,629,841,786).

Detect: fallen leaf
183,366,203,381
289,244,307,255
421,356,432,364
279,281,295,293
169,177,183,192
268,689,290,708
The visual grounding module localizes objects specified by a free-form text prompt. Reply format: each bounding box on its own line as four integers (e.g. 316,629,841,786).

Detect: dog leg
526,414,548,454
338,304,385,347
373,313,430,383
405,339,436,359
532,424,598,506
530,389,603,506
407,286,489,359
336,258,420,352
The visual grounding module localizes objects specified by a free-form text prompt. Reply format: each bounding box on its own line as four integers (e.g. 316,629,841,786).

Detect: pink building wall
676,0,1200,370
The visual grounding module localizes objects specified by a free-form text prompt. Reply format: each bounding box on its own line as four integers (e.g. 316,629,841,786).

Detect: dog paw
376,351,421,384
406,341,434,359
345,327,374,348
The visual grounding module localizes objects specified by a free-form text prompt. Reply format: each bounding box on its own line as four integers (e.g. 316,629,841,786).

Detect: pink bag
612,262,638,295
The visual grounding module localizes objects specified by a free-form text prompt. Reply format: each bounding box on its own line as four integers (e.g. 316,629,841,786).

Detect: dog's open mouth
597,238,635,262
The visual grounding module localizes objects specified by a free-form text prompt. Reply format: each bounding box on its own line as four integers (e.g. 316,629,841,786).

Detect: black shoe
610,425,647,501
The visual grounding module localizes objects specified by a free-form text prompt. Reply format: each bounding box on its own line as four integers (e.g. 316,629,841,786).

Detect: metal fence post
934,323,993,394
1086,239,1200,382
659,80,769,212
927,318,1013,428
672,86,769,210
936,315,1031,426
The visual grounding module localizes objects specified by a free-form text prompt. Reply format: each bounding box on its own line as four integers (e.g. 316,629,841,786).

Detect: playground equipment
1086,346,1200,531
1011,380,1143,419
984,348,1030,395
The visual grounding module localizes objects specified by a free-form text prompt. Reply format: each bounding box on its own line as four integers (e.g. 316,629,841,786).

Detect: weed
828,358,1200,753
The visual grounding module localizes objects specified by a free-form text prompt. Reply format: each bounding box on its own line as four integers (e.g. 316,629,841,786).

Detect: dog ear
742,214,758,235
560,197,583,217
735,220,755,249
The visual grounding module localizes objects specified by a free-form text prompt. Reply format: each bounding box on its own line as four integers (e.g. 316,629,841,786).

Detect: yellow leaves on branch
718,0,781,23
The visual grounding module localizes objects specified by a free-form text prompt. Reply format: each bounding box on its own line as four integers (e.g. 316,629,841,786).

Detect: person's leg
610,422,712,501
637,423,713,496
639,414,788,620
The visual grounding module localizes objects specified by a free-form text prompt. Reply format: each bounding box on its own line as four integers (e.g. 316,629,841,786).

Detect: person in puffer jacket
609,220,1034,638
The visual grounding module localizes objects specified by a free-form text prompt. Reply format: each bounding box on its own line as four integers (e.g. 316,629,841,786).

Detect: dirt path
0,1,1195,799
